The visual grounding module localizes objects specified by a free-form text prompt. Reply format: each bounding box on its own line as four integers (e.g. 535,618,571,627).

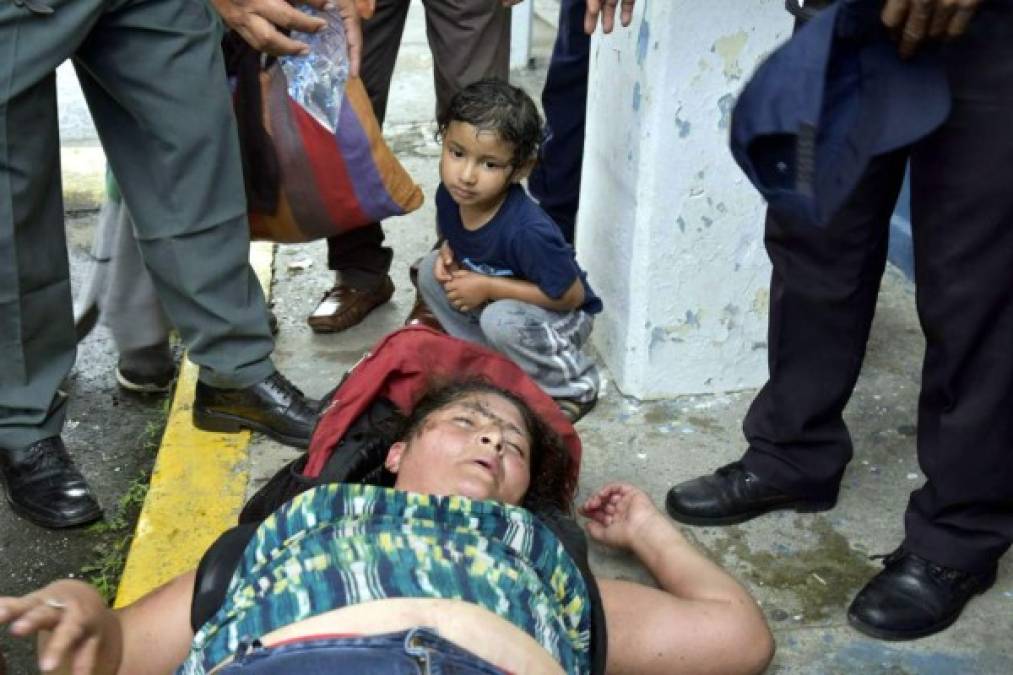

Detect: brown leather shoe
404,292,444,332
307,276,394,334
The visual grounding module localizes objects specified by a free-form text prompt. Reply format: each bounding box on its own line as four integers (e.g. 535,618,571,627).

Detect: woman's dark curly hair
395,379,575,514
436,78,543,170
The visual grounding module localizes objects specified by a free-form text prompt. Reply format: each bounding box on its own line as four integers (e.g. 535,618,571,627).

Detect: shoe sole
192,408,311,450
846,573,997,641
116,368,175,394
665,498,836,526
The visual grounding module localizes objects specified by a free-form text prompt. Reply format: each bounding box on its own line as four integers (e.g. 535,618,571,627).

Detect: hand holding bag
225,6,423,243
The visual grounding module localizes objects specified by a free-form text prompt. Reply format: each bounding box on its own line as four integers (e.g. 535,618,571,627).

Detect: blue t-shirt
436,183,602,315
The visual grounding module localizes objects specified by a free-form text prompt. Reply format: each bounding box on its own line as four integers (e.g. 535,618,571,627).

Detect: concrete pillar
577,0,792,398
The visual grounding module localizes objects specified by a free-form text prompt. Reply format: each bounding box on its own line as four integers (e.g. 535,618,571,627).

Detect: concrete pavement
35,3,1013,673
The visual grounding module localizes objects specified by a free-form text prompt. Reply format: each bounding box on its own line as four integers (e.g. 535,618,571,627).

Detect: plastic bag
279,5,350,134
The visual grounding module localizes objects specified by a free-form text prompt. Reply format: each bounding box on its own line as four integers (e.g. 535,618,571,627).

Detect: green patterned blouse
178,484,592,674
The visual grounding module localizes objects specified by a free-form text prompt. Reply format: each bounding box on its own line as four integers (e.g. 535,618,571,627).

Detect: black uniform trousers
741,3,1013,575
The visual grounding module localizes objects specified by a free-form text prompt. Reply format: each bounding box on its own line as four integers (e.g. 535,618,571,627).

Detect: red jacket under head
305,327,582,489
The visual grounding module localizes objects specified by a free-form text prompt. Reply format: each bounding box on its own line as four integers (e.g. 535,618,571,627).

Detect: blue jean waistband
215,626,506,674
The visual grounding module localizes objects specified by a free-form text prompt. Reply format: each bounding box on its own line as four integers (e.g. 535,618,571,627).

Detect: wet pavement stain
706,517,878,621
687,415,723,434
643,407,672,425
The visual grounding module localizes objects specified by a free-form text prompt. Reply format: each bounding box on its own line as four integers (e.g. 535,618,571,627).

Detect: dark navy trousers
742,3,1013,575
527,0,590,245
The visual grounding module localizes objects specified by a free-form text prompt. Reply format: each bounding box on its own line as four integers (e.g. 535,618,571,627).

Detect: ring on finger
44,598,67,610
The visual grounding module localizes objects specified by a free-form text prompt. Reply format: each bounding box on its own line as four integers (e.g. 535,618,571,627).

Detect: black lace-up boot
0,437,102,528
192,371,320,449
665,460,836,526
848,548,997,640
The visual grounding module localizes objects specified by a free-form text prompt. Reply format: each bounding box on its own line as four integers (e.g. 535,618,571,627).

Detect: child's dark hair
437,78,543,169
397,378,575,513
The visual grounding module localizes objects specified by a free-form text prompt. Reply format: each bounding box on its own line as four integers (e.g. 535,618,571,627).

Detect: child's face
440,121,519,213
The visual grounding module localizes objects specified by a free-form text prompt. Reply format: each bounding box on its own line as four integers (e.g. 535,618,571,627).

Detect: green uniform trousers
0,0,275,451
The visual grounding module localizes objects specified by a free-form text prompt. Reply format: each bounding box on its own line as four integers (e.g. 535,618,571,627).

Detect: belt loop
13,0,55,15
404,626,439,675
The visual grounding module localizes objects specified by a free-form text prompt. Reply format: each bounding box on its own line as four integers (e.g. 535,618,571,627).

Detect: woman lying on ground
0,382,774,675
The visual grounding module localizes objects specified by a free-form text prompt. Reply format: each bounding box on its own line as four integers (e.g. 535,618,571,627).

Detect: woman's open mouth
471,458,497,479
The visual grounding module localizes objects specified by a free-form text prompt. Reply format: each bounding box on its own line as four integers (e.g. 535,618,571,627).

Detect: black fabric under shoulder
536,509,608,675
238,397,402,524
191,523,258,632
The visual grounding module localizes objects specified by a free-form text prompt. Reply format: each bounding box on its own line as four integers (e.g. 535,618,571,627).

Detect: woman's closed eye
504,441,527,458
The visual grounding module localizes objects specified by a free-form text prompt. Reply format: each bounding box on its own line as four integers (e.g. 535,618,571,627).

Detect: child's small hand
434,242,457,283
444,270,490,312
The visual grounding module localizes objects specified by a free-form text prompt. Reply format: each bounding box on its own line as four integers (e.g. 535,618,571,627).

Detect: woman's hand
579,482,664,551
443,270,490,312
0,580,120,674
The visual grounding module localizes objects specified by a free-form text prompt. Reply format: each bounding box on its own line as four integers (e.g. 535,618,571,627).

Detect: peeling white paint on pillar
577,0,792,398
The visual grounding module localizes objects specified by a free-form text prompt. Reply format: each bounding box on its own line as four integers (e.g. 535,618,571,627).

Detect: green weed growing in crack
81,470,153,602
80,399,168,603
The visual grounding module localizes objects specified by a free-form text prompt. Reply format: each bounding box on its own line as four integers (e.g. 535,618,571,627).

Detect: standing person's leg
422,0,510,119
310,0,410,333
849,7,1013,639
479,300,599,416
741,151,909,496
100,191,176,393
0,0,106,527
527,0,590,244
665,149,908,525
75,175,176,393
74,0,318,447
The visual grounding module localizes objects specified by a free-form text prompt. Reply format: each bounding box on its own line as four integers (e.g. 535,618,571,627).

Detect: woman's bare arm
581,483,774,675
114,571,196,674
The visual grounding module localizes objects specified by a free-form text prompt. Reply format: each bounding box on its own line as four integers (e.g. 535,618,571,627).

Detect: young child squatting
417,79,602,422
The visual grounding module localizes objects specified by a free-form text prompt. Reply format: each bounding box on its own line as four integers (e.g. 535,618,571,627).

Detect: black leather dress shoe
192,371,319,449
848,548,996,640
665,461,835,525
0,437,103,528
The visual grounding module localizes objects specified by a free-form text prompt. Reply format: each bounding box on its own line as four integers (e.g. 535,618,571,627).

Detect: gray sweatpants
418,250,600,402
75,191,172,354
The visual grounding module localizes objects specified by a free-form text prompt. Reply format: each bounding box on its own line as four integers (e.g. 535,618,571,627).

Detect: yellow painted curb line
115,242,275,608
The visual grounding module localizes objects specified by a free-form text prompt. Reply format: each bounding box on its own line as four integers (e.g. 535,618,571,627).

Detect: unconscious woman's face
385,392,533,505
